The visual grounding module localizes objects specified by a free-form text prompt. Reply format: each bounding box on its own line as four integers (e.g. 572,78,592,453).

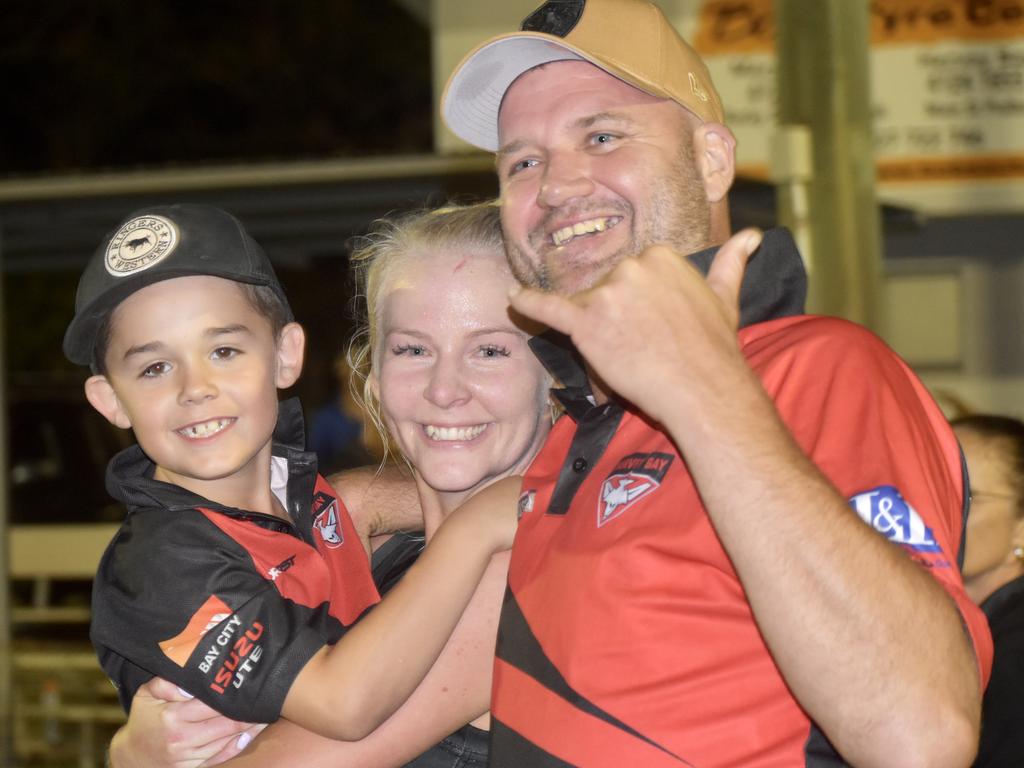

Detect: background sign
690,0,1024,209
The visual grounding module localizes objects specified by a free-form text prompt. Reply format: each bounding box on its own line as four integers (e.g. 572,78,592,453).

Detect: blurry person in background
952,414,1024,767
309,351,385,473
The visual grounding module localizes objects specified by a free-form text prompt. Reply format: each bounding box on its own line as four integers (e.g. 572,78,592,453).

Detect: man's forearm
329,463,422,543
664,373,980,768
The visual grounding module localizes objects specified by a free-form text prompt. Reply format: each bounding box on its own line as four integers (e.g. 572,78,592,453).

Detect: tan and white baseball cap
442,0,725,152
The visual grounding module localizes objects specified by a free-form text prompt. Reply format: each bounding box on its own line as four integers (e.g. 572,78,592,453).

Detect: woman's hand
109,677,264,768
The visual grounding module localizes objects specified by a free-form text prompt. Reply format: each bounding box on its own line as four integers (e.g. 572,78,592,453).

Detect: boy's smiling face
85,275,303,506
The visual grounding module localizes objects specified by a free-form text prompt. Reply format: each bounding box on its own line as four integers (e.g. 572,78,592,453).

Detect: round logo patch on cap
105,215,178,276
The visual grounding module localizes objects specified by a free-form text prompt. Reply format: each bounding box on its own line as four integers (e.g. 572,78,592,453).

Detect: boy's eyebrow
122,341,164,360
206,324,252,337
121,325,252,360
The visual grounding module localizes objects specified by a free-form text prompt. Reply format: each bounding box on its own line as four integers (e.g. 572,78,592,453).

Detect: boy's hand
110,677,263,768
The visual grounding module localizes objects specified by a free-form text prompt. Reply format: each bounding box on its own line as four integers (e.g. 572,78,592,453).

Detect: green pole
774,0,883,330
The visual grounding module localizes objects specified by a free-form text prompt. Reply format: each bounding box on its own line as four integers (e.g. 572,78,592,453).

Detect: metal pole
0,221,14,765
774,0,883,330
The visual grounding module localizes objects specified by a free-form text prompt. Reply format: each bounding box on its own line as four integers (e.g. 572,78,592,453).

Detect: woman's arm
108,678,263,768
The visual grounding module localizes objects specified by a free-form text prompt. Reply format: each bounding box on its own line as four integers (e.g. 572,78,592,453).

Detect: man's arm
510,231,984,768
328,463,421,554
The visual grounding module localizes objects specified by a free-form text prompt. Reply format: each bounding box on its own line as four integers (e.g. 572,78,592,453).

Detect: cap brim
442,33,599,153
62,268,280,367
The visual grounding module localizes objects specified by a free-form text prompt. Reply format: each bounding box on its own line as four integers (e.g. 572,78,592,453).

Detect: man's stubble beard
502,136,711,295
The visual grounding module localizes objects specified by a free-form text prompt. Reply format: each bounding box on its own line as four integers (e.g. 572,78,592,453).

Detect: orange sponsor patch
159,595,233,667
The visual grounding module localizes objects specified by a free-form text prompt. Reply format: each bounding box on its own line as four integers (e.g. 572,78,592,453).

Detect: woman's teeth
179,419,232,438
425,424,487,442
551,217,616,246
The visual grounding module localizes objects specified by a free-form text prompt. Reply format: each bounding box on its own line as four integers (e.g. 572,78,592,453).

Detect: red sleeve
742,315,994,687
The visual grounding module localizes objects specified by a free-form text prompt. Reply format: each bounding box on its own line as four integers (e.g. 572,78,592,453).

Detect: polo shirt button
572,457,588,472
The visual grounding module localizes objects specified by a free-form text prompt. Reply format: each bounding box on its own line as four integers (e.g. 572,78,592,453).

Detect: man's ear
84,375,132,429
275,322,306,389
693,122,737,204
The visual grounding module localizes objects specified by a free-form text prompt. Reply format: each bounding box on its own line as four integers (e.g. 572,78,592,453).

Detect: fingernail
236,732,253,750
177,687,194,699
746,229,763,250
508,284,522,298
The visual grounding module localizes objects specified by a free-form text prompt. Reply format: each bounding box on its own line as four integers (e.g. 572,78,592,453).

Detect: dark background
0,1,434,174
0,1,502,524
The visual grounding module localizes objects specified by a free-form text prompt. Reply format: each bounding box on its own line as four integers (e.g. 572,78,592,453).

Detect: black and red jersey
91,399,379,722
489,233,993,767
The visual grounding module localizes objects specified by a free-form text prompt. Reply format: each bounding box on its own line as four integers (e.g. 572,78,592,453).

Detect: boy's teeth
552,217,613,246
180,419,231,438
425,424,487,442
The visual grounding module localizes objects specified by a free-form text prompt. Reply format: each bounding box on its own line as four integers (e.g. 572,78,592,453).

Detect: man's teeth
551,217,614,247
425,424,487,442
179,419,231,438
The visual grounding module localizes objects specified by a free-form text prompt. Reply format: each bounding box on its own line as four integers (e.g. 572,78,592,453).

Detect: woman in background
952,414,1024,767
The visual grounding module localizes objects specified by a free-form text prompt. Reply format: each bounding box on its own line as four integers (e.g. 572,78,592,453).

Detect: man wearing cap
441,0,990,765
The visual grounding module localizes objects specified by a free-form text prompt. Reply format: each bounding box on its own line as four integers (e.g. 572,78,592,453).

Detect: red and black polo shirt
91,399,380,722
489,231,992,767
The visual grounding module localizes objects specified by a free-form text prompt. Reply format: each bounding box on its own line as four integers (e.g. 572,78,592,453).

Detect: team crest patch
312,491,343,548
848,485,942,554
105,215,178,276
597,452,674,527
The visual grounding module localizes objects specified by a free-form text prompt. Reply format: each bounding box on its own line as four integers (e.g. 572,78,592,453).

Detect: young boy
65,204,515,740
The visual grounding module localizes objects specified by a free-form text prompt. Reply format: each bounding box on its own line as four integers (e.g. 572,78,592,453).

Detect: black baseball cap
63,203,294,366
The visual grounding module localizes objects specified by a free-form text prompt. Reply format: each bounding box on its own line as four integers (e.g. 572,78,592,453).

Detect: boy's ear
84,375,132,429
693,122,737,204
275,322,305,389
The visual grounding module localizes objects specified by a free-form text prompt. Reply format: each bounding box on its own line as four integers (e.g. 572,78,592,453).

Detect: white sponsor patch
848,485,941,553
105,215,178,276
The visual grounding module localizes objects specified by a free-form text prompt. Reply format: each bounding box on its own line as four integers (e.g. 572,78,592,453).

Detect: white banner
689,0,1024,205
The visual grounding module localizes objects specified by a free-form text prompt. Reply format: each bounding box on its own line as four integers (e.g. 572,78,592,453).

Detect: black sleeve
974,608,1024,767
90,508,339,722
370,530,425,595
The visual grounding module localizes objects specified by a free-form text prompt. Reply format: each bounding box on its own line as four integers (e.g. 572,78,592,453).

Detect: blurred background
1,0,1022,765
